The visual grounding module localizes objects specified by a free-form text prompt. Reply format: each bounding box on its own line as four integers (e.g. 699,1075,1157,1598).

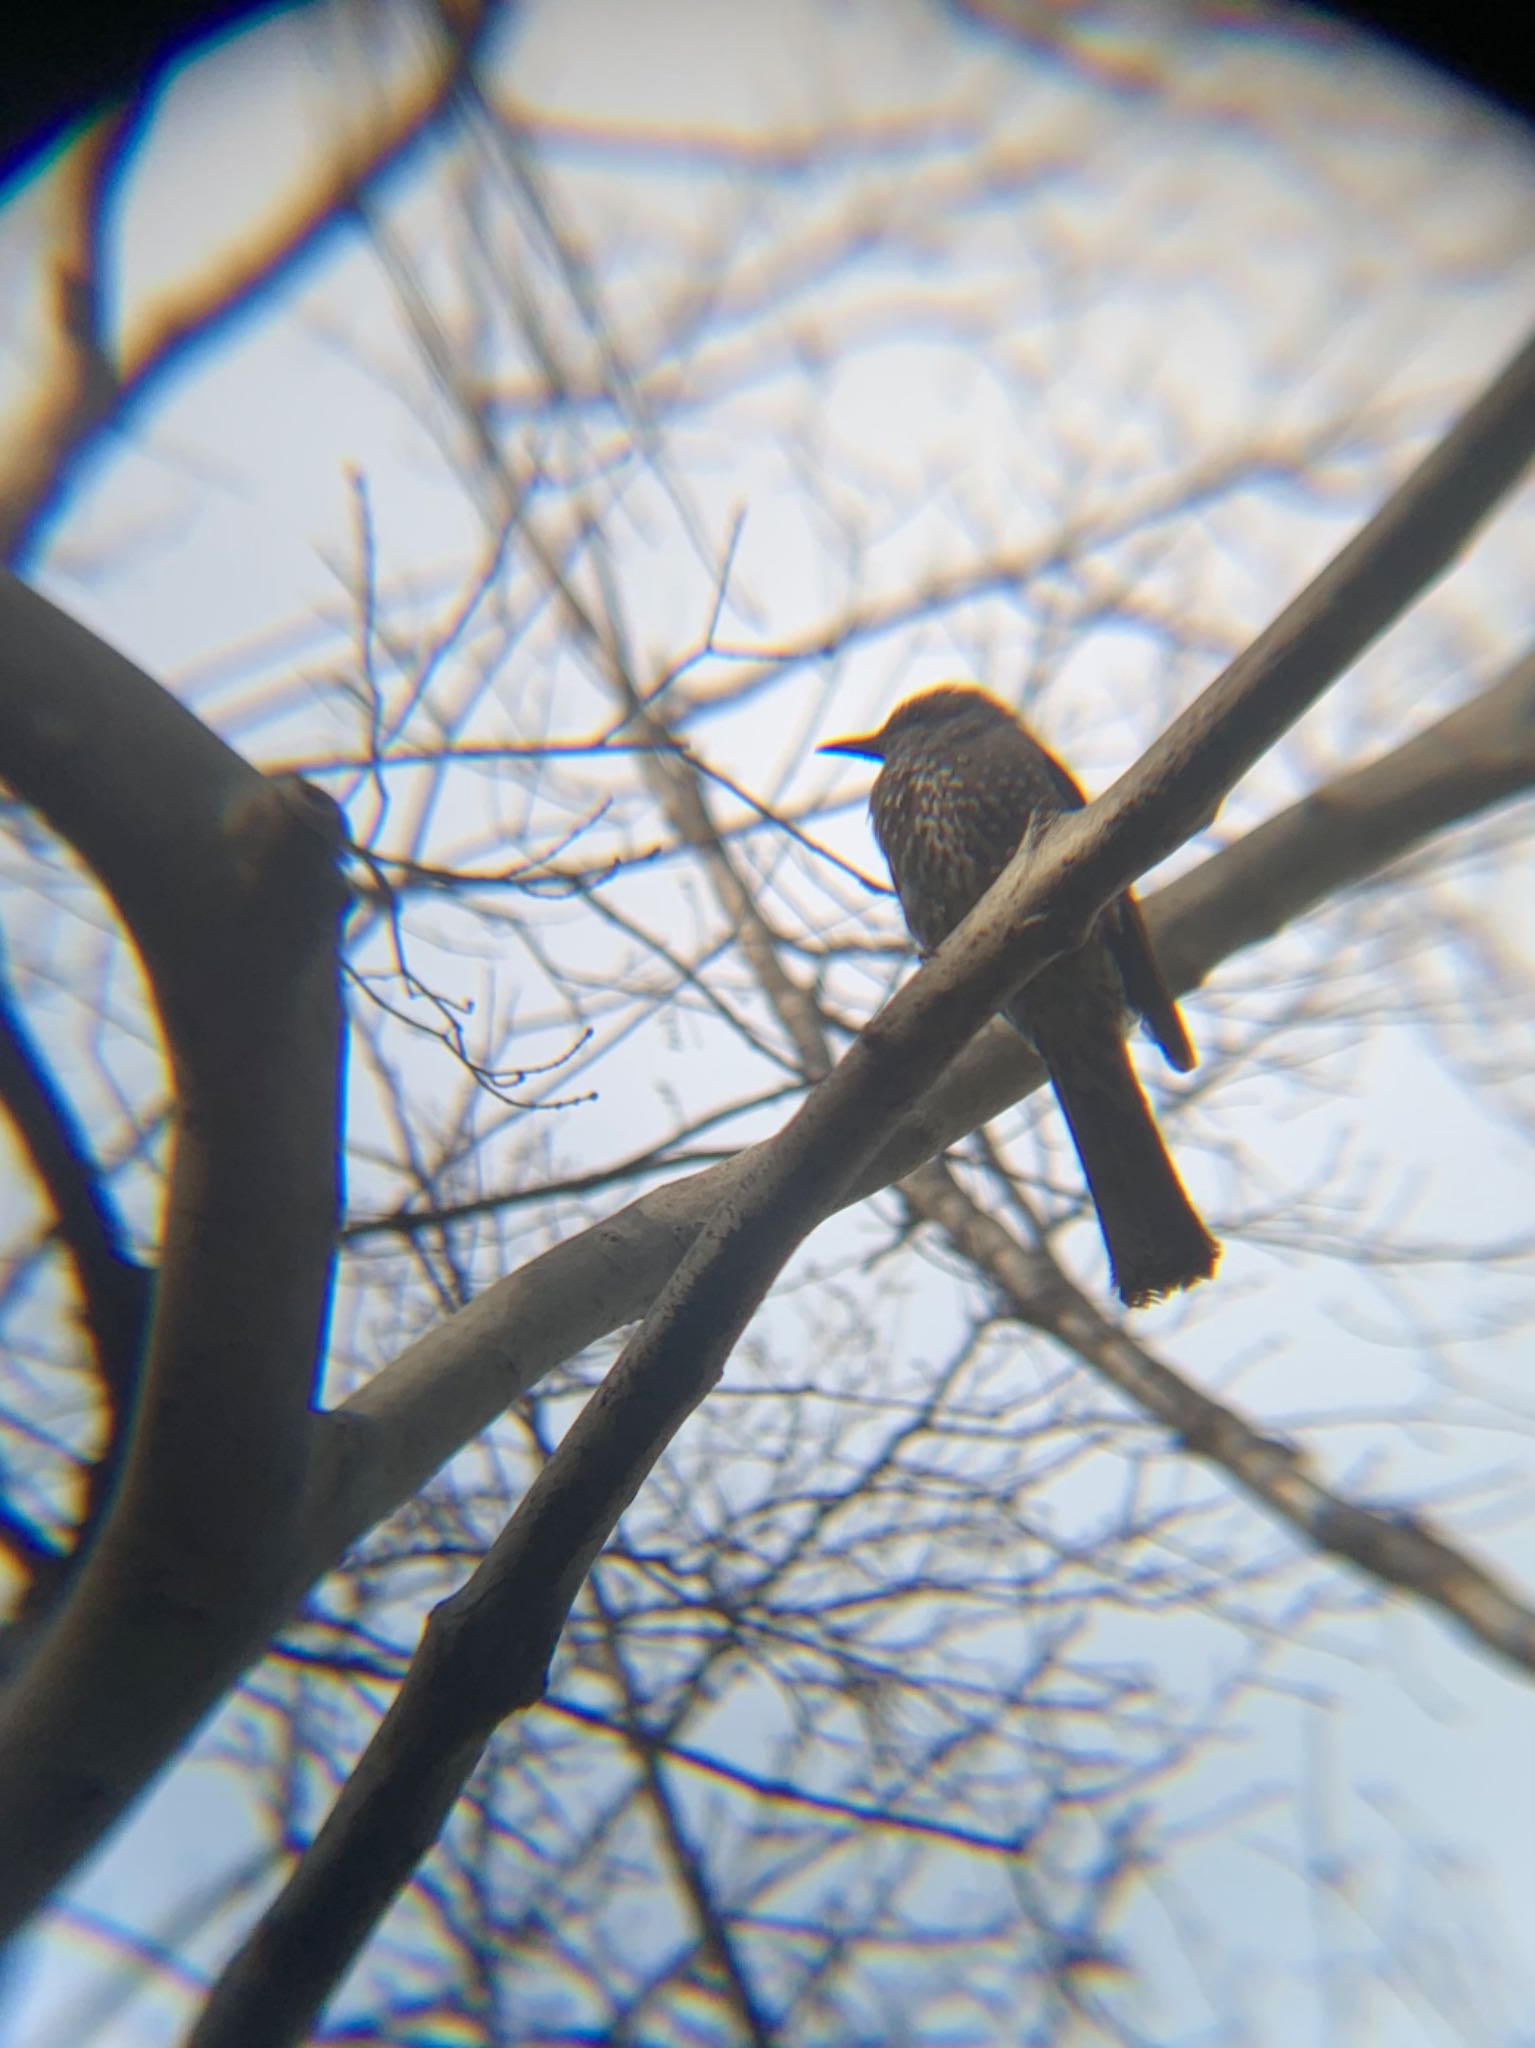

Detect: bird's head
818,682,1012,762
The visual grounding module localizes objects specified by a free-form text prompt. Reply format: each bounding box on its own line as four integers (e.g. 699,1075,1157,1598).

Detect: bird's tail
1038,1031,1219,1309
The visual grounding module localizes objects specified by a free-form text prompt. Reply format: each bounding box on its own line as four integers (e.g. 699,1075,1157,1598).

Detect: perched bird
821,683,1218,1308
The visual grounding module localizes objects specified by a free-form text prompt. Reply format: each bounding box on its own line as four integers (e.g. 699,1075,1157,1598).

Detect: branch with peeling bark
182,330,1535,2045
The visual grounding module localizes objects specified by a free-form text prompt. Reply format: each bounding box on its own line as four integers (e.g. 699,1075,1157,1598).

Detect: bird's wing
1025,729,1195,1073
1108,892,1196,1072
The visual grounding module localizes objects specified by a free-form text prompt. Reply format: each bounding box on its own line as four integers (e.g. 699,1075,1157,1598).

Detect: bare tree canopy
2,4,1534,2043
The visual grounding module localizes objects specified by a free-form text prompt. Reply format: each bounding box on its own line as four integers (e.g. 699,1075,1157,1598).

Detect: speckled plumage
822,684,1218,1307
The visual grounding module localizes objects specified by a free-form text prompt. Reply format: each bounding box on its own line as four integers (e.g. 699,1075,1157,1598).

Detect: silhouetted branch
194,324,1535,2046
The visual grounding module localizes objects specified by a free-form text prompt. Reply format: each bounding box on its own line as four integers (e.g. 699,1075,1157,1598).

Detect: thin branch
0,935,154,1671
0,932,150,1405
903,1158,1535,1675
589,1576,777,2048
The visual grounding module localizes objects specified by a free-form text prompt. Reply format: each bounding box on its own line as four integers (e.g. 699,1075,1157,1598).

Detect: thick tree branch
0,574,348,1930
191,327,1535,2044
1148,641,1535,995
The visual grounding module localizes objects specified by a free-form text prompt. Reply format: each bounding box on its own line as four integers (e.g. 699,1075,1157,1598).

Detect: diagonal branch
189,325,1535,2045
1,3,492,564
901,1158,1535,1675
0,934,153,1669
0,933,150,1410
587,1573,779,2048
303,329,1535,1576
1149,641,1535,996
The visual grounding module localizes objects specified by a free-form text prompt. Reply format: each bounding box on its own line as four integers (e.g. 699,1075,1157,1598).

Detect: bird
820,683,1218,1308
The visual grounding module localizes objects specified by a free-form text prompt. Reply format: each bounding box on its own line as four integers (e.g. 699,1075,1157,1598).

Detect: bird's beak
818,731,885,760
